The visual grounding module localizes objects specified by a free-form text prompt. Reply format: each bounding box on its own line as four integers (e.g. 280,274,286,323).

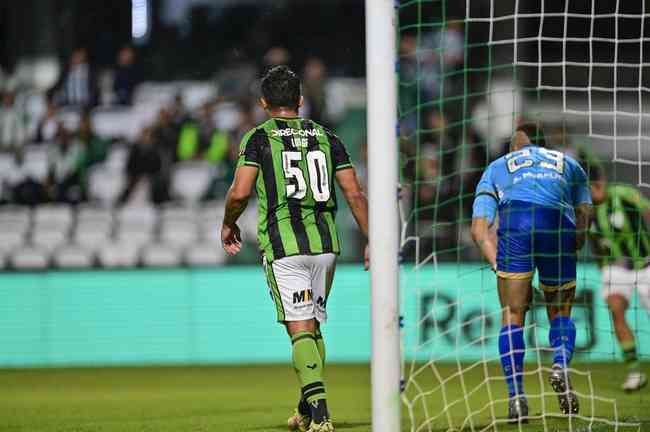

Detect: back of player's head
515,122,546,148
261,65,301,110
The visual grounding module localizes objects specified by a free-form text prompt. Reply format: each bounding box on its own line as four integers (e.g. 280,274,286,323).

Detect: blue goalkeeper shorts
496,200,577,291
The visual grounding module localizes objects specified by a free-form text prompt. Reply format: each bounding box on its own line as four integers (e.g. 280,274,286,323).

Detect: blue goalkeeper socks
498,325,526,398
549,316,576,368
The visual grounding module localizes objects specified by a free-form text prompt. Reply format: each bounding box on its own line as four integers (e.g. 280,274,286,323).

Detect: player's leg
304,253,337,431
497,277,531,407
294,254,336,431
495,205,534,422
537,214,579,415
602,265,647,391
544,287,577,368
265,256,327,431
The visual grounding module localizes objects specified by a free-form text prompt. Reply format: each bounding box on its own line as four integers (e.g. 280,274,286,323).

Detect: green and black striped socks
315,328,326,365
621,339,640,373
292,331,329,423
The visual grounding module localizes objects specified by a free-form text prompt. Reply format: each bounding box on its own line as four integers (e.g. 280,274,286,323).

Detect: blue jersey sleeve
570,160,592,206
472,164,499,224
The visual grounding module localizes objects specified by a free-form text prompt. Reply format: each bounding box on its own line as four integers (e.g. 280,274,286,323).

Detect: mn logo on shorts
292,289,313,305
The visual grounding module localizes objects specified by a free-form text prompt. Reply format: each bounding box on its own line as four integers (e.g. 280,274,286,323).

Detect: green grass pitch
0,363,647,431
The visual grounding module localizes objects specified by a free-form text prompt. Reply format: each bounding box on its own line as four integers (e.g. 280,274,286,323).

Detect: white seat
11,247,49,270
141,244,182,267
34,204,73,230
31,228,67,252
91,108,134,140
171,162,215,203
0,205,31,224
77,205,113,225
0,154,16,179
0,231,26,254
115,227,153,246
0,219,30,234
160,220,198,247
23,147,49,181
54,245,94,269
74,221,112,249
97,242,140,268
199,201,225,230
88,164,126,205
161,204,198,223
185,243,227,267
105,144,129,171
118,204,157,226
182,82,217,111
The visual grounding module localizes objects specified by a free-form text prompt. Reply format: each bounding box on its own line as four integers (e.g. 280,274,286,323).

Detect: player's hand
221,223,242,256
576,232,586,252
363,244,369,271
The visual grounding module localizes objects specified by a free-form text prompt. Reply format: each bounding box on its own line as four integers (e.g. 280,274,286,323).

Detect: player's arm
330,132,369,269
336,167,369,270
471,216,497,272
221,129,261,256
471,166,498,272
574,203,591,251
336,168,368,237
572,162,593,251
221,165,258,255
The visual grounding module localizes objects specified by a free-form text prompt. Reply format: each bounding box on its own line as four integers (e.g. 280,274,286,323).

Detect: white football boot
621,371,647,392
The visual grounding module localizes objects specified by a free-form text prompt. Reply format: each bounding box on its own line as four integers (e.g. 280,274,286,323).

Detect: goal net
396,0,649,430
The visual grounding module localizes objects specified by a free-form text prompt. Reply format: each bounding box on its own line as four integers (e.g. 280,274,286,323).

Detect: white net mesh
397,0,649,430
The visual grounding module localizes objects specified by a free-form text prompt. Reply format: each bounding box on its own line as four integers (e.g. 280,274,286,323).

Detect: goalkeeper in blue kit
471,123,592,423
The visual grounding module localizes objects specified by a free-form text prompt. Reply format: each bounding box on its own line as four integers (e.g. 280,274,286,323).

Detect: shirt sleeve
472,165,498,224
237,129,262,168
571,162,592,206
329,133,353,171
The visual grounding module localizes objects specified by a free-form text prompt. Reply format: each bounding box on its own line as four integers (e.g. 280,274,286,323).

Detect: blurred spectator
153,108,179,158
47,125,86,203
263,47,291,72
35,97,59,142
77,110,108,168
177,103,230,163
0,91,28,153
119,127,169,205
422,110,453,179
113,46,141,106
216,49,257,100
50,48,98,108
419,21,465,101
7,152,47,206
398,34,419,133
232,102,257,145
169,93,189,129
302,58,329,125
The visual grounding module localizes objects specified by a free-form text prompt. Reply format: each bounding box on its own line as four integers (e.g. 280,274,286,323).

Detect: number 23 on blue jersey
506,148,564,174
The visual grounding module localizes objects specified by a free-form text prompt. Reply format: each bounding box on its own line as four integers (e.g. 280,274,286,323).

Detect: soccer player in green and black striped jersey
220,66,369,432
588,165,650,392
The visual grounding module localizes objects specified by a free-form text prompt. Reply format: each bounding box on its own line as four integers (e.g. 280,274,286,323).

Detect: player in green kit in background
583,155,649,392
220,66,369,432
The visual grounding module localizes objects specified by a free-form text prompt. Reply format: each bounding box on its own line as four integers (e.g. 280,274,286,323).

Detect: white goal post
366,1,401,431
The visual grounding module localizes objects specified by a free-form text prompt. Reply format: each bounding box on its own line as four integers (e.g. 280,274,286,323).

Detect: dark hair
516,122,546,147
261,65,301,110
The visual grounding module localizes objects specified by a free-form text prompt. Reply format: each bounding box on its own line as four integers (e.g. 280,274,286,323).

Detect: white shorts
264,253,337,323
601,265,650,312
